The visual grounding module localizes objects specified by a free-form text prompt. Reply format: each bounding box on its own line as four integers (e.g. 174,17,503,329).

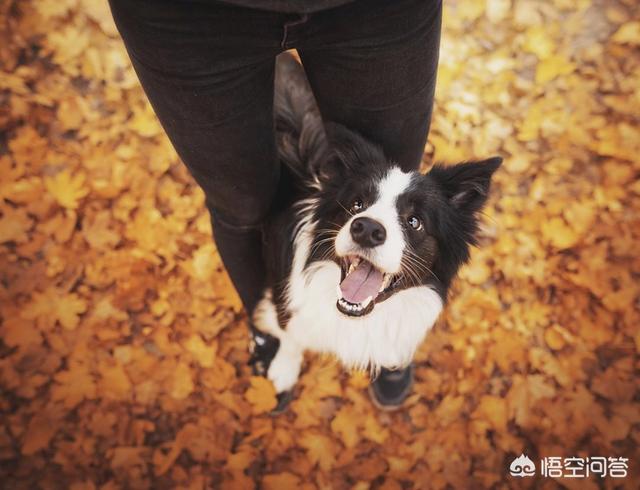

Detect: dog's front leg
267,333,303,396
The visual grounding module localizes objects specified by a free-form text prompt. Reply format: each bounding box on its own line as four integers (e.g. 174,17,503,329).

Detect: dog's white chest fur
253,217,443,392
289,259,442,369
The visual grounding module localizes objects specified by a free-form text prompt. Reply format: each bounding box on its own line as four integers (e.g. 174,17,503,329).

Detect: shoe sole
367,383,409,412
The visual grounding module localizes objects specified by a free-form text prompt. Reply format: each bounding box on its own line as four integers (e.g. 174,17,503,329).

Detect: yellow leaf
474,395,507,432
363,414,390,444
52,364,97,408
522,26,555,59
486,0,511,24
331,405,360,448
22,288,87,331
460,260,491,285
189,243,220,281
541,216,580,249
244,376,277,414
3,177,43,204
83,210,120,249
202,358,235,392
544,325,567,351
130,105,162,137
535,54,575,84
263,472,300,490
99,363,132,400
611,21,640,45
456,0,485,22
170,362,194,400
44,169,89,209
183,334,217,368
34,0,76,20
57,293,88,330
503,153,532,174
0,206,33,243
299,432,336,471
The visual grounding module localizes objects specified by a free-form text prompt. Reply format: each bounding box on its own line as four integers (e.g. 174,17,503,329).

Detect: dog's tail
274,51,328,188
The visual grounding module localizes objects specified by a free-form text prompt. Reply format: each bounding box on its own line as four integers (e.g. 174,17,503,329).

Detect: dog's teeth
362,296,373,308
348,263,356,274
353,257,361,267
337,285,343,299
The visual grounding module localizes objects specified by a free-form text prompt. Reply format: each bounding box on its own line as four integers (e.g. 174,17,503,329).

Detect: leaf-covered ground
1,0,639,488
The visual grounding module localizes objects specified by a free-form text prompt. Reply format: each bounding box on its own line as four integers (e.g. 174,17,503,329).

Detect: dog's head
308,124,501,317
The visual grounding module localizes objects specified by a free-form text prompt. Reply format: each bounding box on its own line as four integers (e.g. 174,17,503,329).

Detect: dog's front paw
267,346,302,394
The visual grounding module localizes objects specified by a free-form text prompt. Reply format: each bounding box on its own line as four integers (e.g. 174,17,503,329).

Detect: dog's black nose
350,217,386,248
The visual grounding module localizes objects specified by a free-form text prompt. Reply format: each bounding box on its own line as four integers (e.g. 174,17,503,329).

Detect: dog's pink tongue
340,260,383,304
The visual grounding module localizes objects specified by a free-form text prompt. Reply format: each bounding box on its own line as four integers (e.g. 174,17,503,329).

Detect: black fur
263,52,501,316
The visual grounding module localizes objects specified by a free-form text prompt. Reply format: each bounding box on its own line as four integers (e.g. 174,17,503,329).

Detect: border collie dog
251,53,501,398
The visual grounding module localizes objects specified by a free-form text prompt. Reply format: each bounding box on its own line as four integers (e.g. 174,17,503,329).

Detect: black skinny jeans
108,0,442,315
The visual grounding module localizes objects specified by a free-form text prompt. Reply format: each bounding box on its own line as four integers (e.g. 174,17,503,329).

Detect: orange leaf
244,376,277,415
44,169,89,209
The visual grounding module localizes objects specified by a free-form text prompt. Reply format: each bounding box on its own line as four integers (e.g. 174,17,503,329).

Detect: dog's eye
407,215,423,231
350,199,364,213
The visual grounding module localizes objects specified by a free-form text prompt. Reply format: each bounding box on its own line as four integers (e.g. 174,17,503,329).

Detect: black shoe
247,326,280,377
271,390,294,415
368,363,414,411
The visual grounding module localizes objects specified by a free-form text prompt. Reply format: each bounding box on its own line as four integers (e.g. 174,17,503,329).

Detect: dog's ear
429,157,502,213
318,123,386,182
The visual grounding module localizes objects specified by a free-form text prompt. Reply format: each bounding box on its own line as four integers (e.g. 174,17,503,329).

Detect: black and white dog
251,53,501,397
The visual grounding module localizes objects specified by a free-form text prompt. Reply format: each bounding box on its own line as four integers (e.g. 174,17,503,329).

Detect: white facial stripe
335,166,411,273
375,166,413,205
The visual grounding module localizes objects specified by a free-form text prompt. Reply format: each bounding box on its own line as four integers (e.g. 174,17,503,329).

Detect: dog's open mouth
336,256,400,317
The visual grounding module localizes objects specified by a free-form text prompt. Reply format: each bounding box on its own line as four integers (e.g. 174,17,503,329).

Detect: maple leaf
201,358,235,392
2,0,639,487
98,362,132,400
244,376,277,415
262,472,301,490
44,169,89,209
522,25,555,59
507,374,556,428
183,334,217,368
541,216,580,249
485,0,510,24
611,21,640,45
51,363,97,408
299,431,336,472
188,243,220,281
21,411,61,455
21,288,87,331
2,176,43,204
330,405,360,449
0,206,33,243
82,210,120,249
362,414,390,445
34,0,76,20
1,314,43,349
110,447,150,469
535,54,576,84
169,362,194,400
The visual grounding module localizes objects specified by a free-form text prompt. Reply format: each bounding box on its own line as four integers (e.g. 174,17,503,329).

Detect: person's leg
108,0,284,314
298,0,442,172
298,0,442,408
